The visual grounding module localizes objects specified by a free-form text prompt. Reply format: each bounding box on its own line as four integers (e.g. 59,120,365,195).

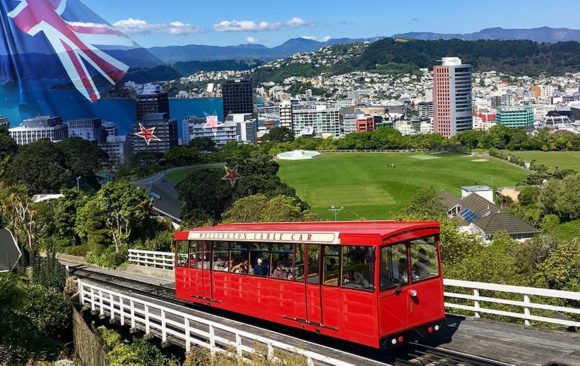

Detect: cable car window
293,244,305,282
249,243,270,276
380,244,408,291
323,245,340,286
212,242,230,272
191,241,204,269
176,241,189,267
230,243,250,274
307,244,321,284
271,244,293,280
341,246,375,291
410,236,439,282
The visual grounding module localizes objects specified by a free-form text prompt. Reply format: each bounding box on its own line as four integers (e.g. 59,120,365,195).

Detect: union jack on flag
2,0,132,102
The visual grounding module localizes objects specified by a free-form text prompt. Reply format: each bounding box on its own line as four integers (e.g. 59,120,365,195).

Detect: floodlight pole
329,205,344,221
76,176,82,191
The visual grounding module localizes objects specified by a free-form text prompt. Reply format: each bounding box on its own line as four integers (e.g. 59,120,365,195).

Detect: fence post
110,292,115,321
99,289,104,317
145,304,150,334
90,287,95,312
120,296,125,326
473,289,481,318
236,333,243,360
185,318,191,352
78,279,84,305
130,299,136,329
523,294,531,326
209,325,216,356
267,342,274,361
161,309,167,343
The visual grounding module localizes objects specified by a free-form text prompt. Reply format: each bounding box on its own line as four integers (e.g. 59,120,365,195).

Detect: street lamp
329,205,344,221
76,176,82,191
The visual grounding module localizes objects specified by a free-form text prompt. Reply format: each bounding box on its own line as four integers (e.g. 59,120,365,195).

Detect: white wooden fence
128,249,174,270
444,279,580,328
77,279,362,366
127,250,580,329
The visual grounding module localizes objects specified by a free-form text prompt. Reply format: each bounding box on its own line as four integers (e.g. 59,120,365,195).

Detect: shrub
21,284,71,341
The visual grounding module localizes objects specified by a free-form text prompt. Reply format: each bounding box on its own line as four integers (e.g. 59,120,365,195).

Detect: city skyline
82,0,580,47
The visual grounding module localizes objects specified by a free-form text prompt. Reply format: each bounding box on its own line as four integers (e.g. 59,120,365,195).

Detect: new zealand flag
0,0,149,128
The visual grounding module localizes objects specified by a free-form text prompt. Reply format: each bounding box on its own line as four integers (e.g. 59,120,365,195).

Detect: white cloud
246,36,259,44
214,17,309,32
301,35,332,42
113,18,204,35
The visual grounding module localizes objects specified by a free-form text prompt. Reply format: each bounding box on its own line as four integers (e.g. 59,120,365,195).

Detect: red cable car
174,221,445,349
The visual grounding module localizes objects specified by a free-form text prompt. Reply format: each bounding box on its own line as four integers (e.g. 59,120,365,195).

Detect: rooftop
461,185,493,192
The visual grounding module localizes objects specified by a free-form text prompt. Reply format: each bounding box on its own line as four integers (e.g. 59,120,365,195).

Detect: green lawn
506,151,580,170
278,152,528,220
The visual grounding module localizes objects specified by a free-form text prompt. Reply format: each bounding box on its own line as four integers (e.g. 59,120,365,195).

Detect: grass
505,151,580,171
278,152,528,220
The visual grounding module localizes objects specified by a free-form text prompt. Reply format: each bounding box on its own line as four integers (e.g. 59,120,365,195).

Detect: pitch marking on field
411,155,440,160
472,159,489,162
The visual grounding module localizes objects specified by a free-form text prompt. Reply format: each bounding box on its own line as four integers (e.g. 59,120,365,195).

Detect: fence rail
443,279,580,328
77,279,361,366
128,250,580,329
128,249,174,270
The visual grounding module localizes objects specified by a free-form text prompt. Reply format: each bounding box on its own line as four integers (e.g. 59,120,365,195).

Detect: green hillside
278,152,528,220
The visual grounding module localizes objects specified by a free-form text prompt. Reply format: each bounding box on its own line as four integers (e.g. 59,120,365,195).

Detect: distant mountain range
393,27,580,43
123,27,580,66
122,37,382,66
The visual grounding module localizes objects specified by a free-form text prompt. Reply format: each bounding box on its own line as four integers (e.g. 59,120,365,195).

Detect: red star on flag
222,166,241,187
135,123,161,145
203,115,220,136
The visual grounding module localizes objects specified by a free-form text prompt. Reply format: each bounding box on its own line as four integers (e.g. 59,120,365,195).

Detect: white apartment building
9,116,68,145
291,103,341,137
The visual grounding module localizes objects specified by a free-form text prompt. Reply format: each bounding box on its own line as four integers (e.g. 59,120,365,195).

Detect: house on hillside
440,190,538,243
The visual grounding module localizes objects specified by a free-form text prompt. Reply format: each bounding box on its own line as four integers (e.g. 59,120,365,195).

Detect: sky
82,0,580,48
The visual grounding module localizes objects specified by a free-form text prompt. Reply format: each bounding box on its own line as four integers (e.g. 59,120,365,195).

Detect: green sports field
506,151,580,170
278,152,528,221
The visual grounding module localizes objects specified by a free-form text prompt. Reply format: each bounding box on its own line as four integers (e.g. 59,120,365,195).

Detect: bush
21,284,71,341
86,245,128,269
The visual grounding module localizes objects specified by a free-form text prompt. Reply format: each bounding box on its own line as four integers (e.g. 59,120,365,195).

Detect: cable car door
305,244,323,326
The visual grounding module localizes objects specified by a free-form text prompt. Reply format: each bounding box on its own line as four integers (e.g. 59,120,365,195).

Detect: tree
189,137,216,152
402,187,446,220
165,145,200,166
6,139,72,193
57,137,109,180
223,194,317,223
96,182,153,252
178,168,233,222
0,183,40,263
260,127,295,143
0,133,18,178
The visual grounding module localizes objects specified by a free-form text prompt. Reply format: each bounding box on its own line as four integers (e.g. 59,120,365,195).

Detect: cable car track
69,265,514,366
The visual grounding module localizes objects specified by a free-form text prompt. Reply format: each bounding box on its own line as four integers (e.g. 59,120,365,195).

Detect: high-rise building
417,102,433,119
132,113,178,153
433,57,473,137
9,116,68,145
279,100,293,129
67,118,104,142
227,113,258,146
99,135,132,168
186,114,258,147
222,80,255,118
496,106,535,128
136,84,170,122
356,115,375,133
292,103,341,137
491,94,513,109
